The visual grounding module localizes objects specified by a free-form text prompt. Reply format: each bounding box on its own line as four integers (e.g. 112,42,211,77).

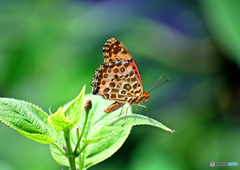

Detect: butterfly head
142,92,150,103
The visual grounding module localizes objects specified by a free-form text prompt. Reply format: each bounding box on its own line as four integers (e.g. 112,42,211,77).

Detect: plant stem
76,128,81,169
74,110,89,154
53,143,65,155
78,149,81,170
73,109,89,170
64,130,76,170
76,144,88,157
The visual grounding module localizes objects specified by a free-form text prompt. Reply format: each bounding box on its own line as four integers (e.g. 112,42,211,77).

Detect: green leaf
0,98,60,144
64,86,85,125
109,113,174,132
48,107,74,131
50,94,131,168
19,131,55,144
48,86,85,131
50,93,174,169
83,114,174,144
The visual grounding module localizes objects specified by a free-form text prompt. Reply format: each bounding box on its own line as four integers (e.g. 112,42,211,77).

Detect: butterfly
91,38,167,125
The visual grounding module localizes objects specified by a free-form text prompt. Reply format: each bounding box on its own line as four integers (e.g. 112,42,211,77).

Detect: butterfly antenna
148,74,169,93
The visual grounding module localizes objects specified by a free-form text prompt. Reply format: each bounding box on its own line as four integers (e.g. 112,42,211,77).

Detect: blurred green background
0,0,240,169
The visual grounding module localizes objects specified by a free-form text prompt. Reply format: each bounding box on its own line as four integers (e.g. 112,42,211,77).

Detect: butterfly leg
122,105,131,126
136,105,140,114
137,104,155,125
118,106,124,117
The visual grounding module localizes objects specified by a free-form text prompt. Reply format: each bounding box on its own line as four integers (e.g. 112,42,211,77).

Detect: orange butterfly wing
102,38,142,85
91,38,149,114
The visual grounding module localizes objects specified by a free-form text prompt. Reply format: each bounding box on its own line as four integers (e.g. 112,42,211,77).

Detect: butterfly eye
143,96,149,103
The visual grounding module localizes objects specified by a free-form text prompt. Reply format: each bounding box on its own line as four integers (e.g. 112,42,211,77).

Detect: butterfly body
91,38,150,120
